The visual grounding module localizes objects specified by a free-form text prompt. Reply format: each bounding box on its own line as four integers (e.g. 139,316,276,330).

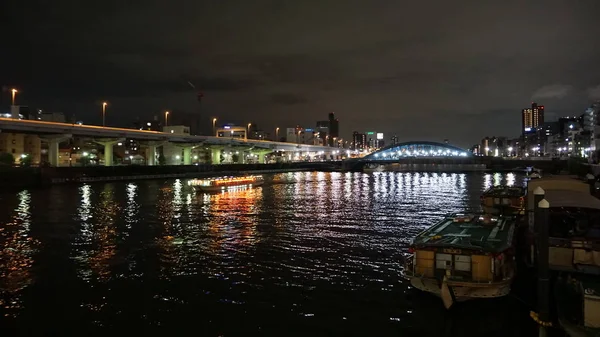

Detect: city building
163,125,191,135
0,132,41,164
315,112,339,146
365,131,384,150
247,124,270,140
328,112,339,140
286,126,321,145
352,131,367,151
522,102,545,135
215,125,246,139
39,111,66,123
584,101,600,160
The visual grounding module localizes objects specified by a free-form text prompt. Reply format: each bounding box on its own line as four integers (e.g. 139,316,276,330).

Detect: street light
11,89,18,106
102,102,108,126
212,118,217,136
165,111,169,126
275,127,280,141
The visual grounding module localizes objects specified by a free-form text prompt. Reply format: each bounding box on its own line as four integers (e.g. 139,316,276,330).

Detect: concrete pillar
40,134,72,167
94,138,125,167
104,143,114,166
141,141,165,166
251,149,271,164
146,146,157,166
48,139,60,167
183,147,192,165
211,148,222,164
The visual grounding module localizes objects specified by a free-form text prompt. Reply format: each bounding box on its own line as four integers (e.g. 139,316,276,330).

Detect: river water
0,171,536,336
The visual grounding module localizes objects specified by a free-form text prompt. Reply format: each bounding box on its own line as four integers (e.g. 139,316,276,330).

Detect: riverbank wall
0,162,342,188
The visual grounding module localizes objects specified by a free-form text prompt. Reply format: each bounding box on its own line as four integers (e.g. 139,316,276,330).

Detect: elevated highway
0,117,334,152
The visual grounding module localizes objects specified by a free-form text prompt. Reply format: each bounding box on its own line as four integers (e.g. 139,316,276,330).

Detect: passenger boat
402,213,518,309
480,185,526,215
188,175,264,192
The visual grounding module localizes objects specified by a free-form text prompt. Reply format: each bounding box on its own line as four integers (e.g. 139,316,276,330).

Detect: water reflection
0,172,533,335
0,190,38,317
72,184,119,282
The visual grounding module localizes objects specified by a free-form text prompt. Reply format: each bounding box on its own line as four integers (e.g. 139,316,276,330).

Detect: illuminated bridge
363,141,471,160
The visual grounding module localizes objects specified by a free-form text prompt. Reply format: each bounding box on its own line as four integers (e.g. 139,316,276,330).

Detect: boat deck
482,185,526,197
412,214,516,253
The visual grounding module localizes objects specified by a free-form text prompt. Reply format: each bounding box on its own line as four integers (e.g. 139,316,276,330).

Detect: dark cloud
531,85,574,100
587,85,600,100
2,0,600,145
270,93,308,105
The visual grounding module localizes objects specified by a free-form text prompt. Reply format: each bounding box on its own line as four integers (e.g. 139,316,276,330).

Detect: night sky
3,1,600,147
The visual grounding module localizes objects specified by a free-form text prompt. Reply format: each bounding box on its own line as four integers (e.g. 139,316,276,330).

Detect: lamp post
212,118,217,136
275,127,280,141
11,89,18,106
165,111,169,126
102,102,108,126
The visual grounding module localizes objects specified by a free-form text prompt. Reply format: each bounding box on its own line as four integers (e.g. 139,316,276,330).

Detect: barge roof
482,185,526,197
411,213,516,253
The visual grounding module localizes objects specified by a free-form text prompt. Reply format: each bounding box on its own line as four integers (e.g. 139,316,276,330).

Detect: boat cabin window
454,255,472,272
436,253,452,269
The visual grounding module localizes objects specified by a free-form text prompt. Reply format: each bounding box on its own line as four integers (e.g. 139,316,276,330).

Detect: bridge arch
363,141,471,160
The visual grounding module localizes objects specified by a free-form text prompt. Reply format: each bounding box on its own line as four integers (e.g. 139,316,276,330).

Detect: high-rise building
585,101,600,159
352,131,367,151
522,102,545,134
315,112,339,146
328,112,339,140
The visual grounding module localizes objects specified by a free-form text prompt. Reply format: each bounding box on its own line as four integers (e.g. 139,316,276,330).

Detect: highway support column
94,138,125,167
40,134,72,167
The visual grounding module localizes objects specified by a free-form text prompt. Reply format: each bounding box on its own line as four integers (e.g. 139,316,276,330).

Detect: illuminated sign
524,127,531,132
224,126,231,129
305,128,313,132
367,132,375,135
376,133,384,140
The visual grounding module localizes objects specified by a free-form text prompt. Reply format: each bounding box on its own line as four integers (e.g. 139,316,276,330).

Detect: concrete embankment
0,162,342,188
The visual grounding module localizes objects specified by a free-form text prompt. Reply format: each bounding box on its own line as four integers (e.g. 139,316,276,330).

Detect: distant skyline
2,0,600,147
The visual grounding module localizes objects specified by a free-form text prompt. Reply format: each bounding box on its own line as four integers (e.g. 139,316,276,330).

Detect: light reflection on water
0,190,37,318
0,172,531,335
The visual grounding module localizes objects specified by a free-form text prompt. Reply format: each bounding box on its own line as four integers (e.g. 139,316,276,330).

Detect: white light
117,142,122,146
175,155,180,159
193,155,198,159
147,122,151,126
507,147,513,152
82,152,88,157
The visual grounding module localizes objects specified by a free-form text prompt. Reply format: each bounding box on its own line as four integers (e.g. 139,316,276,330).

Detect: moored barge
402,213,518,309
480,185,526,215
